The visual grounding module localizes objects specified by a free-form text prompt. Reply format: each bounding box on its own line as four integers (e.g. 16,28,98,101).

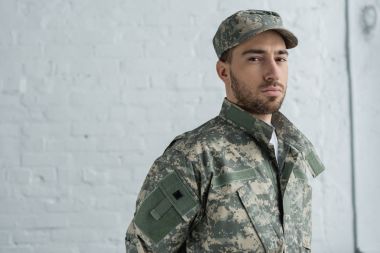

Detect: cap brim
270,28,298,49
238,26,298,49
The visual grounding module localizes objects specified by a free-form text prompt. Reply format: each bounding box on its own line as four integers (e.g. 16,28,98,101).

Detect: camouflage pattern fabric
213,10,298,59
125,99,325,253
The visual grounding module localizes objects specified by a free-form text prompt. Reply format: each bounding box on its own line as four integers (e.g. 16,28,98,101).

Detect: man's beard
230,71,286,115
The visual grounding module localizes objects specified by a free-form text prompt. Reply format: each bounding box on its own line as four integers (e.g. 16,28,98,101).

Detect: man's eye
276,57,288,62
248,57,260,62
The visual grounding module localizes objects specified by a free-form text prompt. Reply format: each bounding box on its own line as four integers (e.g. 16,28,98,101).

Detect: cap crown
213,10,297,58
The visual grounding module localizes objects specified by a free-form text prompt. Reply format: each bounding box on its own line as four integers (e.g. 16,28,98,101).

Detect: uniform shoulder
164,116,232,156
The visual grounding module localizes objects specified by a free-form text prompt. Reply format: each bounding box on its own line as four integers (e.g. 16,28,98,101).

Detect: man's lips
261,86,282,96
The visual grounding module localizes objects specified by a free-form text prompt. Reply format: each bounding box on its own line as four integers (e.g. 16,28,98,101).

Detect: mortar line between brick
344,0,359,252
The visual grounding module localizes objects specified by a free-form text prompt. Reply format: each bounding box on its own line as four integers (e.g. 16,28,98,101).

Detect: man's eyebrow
277,49,289,55
241,49,266,55
241,49,289,56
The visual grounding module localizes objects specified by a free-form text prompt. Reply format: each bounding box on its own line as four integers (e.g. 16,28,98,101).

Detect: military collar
219,98,312,150
218,98,325,177
219,98,274,145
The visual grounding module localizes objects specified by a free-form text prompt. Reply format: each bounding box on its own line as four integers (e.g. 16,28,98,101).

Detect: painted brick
0,124,20,137
6,167,31,184
31,245,78,253
0,246,33,253
12,230,50,244
0,231,10,245
18,214,67,229
50,229,105,243
21,153,71,167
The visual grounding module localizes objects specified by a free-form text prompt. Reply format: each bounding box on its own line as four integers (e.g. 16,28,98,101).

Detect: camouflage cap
213,10,298,59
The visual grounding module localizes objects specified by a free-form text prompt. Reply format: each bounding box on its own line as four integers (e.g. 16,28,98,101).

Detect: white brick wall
0,0,379,252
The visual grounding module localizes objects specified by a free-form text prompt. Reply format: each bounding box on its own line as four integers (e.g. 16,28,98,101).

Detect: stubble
230,71,286,114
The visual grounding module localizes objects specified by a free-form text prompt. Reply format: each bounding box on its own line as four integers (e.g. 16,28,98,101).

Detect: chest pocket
208,169,284,253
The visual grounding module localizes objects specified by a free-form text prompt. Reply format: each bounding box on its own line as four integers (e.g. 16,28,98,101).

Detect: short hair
219,49,233,63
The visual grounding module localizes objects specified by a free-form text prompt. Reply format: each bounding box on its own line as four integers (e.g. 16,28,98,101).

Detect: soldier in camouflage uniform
125,10,325,253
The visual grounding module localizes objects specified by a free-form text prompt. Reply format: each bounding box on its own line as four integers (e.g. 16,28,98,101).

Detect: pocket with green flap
134,171,199,244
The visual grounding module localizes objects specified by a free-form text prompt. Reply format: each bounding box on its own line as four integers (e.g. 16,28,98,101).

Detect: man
125,9,325,253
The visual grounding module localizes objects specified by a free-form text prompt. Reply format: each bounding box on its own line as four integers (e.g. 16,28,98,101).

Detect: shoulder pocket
134,171,199,244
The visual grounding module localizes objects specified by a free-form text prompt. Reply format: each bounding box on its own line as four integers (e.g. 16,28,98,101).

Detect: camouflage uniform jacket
125,99,325,253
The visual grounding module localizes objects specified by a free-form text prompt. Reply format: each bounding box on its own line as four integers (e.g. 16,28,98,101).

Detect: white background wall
0,0,378,252
349,0,380,252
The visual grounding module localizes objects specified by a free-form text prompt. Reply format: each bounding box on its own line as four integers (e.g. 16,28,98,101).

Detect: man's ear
216,60,230,83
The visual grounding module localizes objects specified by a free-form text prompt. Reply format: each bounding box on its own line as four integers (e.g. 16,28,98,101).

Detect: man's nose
263,59,280,82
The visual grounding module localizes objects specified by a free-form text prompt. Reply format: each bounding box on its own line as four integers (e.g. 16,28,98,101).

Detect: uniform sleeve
125,148,201,253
